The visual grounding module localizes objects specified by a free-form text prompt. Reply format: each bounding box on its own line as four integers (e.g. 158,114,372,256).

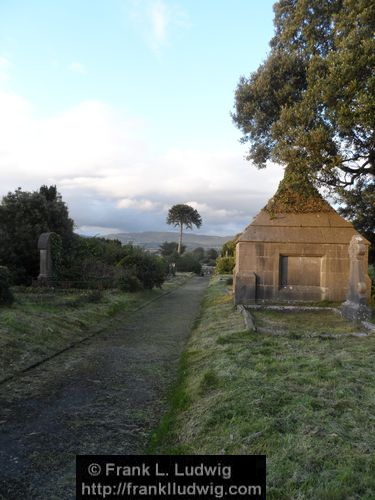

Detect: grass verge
0,273,192,383
149,275,375,499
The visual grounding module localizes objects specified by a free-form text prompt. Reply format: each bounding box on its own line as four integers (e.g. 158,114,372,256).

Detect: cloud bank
0,88,283,236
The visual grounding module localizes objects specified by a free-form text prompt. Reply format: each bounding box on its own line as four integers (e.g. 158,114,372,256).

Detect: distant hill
104,231,234,251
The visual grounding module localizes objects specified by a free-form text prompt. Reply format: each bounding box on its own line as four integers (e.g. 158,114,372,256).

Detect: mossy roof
264,168,332,214
237,167,369,244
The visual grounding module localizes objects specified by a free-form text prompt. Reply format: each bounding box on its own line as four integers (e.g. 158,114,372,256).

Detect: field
0,274,191,383
151,276,375,499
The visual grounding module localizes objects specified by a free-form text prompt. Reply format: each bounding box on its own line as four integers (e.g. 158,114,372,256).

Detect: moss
265,166,333,214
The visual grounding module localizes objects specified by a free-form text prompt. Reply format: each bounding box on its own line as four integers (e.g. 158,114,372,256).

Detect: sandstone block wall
234,210,371,304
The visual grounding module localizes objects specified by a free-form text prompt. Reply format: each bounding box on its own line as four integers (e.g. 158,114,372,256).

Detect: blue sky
0,0,283,236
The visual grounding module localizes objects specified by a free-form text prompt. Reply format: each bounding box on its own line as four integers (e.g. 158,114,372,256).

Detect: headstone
38,232,53,282
341,235,371,323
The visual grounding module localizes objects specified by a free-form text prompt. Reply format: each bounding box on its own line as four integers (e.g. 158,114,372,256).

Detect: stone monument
234,167,371,304
341,235,371,323
37,232,53,282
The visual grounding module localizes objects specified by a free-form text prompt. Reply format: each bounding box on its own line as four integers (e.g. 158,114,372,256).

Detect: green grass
150,275,375,499
0,273,192,382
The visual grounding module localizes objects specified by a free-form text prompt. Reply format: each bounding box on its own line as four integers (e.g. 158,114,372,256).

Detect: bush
118,270,143,292
175,254,202,274
59,238,168,291
50,232,63,279
0,266,14,305
215,256,235,274
118,247,167,290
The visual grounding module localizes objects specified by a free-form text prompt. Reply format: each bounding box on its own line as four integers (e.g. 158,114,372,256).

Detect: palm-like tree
166,204,202,254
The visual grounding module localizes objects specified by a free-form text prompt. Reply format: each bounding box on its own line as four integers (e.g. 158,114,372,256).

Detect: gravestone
341,235,371,323
37,232,53,282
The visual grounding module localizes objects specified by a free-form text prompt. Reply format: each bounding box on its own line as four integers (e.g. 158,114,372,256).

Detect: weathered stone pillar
37,232,53,282
341,235,371,323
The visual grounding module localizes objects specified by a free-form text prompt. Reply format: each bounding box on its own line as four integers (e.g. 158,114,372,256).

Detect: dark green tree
159,241,185,257
175,254,202,275
221,238,237,258
232,0,374,189
206,248,219,261
192,247,205,261
0,186,74,283
166,204,202,254
336,179,375,263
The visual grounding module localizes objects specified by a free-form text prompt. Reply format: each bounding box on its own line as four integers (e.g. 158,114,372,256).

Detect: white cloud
150,0,168,48
127,0,189,53
68,62,87,75
0,88,283,235
185,201,242,219
117,198,161,211
0,90,144,181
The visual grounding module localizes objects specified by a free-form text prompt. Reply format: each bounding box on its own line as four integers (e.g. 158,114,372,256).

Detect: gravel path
0,276,208,499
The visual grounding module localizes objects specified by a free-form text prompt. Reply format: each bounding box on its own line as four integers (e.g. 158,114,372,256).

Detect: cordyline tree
232,0,374,190
166,204,202,254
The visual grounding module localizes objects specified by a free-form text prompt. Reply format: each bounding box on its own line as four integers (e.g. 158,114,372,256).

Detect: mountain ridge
104,231,234,250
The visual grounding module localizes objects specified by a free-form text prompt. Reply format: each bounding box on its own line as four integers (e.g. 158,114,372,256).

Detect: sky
0,0,284,237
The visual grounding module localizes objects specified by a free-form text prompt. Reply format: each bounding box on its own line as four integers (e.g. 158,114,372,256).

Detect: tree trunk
178,223,183,254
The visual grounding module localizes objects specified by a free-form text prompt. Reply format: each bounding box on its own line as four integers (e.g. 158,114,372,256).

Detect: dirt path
0,276,208,499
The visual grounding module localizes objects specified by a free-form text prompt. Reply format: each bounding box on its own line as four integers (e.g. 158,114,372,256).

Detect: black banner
76,455,266,499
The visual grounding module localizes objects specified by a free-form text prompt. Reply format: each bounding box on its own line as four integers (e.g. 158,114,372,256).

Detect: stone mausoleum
234,168,371,304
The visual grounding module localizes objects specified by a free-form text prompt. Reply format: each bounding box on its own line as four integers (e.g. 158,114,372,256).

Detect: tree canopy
221,238,237,258
0,186,74,283
0,185,169,289
232,0,374,189
336,179,375,263
159,241,186,257
166,204,202,254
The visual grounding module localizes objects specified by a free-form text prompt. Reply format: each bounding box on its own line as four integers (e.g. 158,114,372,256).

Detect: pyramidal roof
238,167,367,245
265,166,332,214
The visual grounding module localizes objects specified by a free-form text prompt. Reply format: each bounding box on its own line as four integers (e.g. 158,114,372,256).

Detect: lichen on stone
265,165,333,214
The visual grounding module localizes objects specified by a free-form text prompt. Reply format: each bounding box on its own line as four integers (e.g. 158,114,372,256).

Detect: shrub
215,256,235,274
175,254,202,274
0,266,14,305
60,234,129,284
118,247,167,290
160,241,186,257
80,258,125,289
118,270,143,292
60,238,167,291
